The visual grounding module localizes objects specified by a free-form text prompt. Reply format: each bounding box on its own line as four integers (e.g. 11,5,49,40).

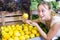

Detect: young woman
24,2,60,40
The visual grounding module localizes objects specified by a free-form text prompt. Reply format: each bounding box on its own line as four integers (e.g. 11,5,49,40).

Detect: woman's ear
50,9,55,16
49,9,52,13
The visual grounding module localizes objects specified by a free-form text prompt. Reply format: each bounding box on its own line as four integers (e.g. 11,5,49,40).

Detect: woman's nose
39,12,43,17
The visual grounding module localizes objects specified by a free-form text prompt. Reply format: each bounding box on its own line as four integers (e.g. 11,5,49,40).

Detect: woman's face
38,4,51,21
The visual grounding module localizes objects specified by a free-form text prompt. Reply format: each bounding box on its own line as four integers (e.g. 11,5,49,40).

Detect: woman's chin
41,18,45,21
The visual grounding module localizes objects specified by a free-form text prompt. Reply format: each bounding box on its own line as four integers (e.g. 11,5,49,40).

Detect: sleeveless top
50,15,60,40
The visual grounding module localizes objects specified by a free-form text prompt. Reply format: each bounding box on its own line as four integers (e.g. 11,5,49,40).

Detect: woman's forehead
38,4,49,10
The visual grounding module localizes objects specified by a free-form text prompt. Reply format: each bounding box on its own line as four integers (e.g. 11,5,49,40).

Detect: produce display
1,24,40,40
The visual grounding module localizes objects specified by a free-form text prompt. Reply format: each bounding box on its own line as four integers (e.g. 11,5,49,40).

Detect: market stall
0,0,60,40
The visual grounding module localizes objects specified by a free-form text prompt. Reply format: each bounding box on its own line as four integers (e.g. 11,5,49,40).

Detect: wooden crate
0,10,23,26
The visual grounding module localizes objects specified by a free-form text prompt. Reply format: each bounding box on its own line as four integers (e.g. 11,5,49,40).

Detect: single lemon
14,31,20,37
30,34,35,38
24,35,29,39
31,29,37,34
36,33,40,37
8,38,13,40
19,36,25,40
22,13,28,19
13,37,19,40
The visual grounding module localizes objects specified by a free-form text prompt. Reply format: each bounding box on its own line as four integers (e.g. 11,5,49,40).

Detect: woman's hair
37,1,56,16
37,1,51,9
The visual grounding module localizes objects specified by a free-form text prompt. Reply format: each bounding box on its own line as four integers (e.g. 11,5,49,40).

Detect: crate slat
5,20,23,26
5,12,22,17
4,16,22,22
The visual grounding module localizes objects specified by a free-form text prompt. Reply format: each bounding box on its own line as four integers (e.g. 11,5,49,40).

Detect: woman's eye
42,10,44,12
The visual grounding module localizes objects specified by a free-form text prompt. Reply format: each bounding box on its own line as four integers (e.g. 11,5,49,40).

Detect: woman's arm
36,24,47,39
47,23,60,40
23,20,60,40
36,23,60,40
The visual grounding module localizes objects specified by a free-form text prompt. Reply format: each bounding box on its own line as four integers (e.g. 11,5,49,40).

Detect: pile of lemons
1,23,40,40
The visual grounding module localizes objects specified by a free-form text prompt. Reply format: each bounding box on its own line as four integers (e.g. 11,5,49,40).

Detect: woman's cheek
41,17,46,21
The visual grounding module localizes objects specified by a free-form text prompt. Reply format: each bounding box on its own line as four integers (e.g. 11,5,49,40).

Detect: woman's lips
40,15,44,18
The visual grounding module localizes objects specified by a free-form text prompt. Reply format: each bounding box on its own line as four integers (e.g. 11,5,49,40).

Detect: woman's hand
30,22,39,26
25,20,32,25
25,20,39,26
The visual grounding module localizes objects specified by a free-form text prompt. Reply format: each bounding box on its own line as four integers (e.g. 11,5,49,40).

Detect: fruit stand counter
0,11,45,40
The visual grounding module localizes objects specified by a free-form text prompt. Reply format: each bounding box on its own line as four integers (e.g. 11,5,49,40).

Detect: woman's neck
46,14,53,21
45,15,53,29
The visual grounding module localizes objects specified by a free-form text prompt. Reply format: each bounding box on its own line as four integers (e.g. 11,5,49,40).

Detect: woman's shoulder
52,15,60,21
51,15,60,27
53,15,60,18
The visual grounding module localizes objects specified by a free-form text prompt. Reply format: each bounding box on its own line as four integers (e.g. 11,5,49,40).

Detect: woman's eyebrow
43,4,49,10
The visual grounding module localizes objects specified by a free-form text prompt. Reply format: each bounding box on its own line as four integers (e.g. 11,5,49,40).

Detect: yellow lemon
29,25,33,28
2,38,7,40
11,25,15,30
11,25,15,28
9,30,13,36
24,23,29,26
24,35,29,39
7,25,11,30
20,31,25,36
28,26,33,31
30,34,35,38
16,24,20,27
1,27,4,30
33,26,37,30
19,29,22,33
2,31,5,36
13,37,19,40
8,38,13,40
19,36,25,40
31,29,37,34
36,33,40,37
24,26,28,29
3,27,9,32
23,28,28,32
3,33,10,39
28,31,31,35
17,25,22,31
14,31,20,37
22,13,28,19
